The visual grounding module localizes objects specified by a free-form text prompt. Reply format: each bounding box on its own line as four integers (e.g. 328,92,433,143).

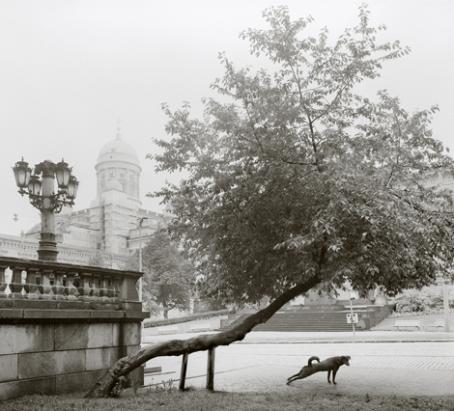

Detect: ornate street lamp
12,158,79,261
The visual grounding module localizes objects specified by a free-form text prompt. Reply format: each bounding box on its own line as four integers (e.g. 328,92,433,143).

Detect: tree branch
85,274,321,398
385,112,403,188
280,157,318,167
286,62,323,172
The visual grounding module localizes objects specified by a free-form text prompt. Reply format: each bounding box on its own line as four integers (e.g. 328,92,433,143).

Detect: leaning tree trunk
85,276,320,398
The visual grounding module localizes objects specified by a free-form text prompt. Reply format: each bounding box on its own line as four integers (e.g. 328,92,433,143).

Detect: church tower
90,131,142,255
95,133,141,205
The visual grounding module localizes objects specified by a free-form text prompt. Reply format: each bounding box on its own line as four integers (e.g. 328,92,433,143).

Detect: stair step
223,305,392,332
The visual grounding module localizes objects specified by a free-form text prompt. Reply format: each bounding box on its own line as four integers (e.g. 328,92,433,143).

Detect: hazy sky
1,0,453,236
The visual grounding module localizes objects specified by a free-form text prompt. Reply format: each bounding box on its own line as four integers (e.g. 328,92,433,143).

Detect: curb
143,337,454,345
236,339,454,344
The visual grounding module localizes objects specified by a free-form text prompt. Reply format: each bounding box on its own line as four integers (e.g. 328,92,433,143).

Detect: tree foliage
153,5,454,303
142,229,194,318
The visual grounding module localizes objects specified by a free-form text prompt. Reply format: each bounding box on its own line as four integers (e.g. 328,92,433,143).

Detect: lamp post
12,158,78,261
137,216,149,302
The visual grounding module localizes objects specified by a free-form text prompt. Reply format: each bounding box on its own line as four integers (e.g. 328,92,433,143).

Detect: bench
144,366,162,375
156,327,179,335
426,320,446,330
189,324,211,333
393,320,421,330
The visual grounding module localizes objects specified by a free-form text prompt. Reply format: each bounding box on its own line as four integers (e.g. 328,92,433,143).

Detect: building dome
95,135,142,203
97,137,140,167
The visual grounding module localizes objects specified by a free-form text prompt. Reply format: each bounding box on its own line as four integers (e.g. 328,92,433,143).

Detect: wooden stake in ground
179,353,189,391
85,276,320,398
206,348,215,391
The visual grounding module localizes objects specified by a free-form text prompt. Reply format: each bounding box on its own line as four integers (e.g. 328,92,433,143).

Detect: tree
87,5,454,397
142,229,193,319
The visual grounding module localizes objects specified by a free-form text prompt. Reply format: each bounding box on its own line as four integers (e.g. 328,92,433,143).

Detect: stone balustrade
0,256,146,399
0,256,141,311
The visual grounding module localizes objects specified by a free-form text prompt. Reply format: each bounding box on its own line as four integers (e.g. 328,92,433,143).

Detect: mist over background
1,0,453,235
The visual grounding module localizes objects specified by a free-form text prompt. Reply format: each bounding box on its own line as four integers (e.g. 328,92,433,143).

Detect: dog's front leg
327,370,331,384
286,374,300,385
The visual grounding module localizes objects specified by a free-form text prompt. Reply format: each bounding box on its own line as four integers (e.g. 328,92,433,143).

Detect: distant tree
88,5,454,397
142,229,193,319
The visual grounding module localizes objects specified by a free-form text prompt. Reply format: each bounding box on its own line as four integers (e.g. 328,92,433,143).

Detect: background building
0,134,164,269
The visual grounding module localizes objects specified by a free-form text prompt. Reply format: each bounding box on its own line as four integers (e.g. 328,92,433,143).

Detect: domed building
2,135,164,269
96,137,141,203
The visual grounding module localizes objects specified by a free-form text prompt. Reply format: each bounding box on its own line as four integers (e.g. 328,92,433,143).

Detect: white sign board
346,313,359,324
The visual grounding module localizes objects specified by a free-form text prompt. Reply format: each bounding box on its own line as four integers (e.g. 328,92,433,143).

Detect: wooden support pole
179,353,188,391
206,347,215,391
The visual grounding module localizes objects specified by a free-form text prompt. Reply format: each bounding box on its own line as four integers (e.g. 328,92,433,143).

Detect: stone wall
0,256,147,400
0,320,143,400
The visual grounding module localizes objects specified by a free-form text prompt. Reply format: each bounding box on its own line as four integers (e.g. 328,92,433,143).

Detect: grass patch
2,390,454,411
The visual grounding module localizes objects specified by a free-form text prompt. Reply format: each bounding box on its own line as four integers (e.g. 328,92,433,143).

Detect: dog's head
341,356,351,366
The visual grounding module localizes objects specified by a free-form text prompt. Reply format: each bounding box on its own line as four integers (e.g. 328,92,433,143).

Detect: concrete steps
221,304,393,332
253,312,354,332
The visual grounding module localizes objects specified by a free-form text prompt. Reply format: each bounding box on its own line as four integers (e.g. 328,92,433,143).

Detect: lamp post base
38,234,58,262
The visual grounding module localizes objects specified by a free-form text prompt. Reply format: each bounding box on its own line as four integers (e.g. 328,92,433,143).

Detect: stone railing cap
0,255,142,279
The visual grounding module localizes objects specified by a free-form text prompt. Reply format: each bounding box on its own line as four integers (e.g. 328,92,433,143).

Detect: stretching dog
286,355,351,385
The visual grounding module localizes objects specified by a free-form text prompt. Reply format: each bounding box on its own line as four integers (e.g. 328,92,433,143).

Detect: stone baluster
21,270,28,298
53,271,66,300
82,272,93,301
61,274,69,300
9,266,25,299
106,276,115,301
23,268,31,299
35,271,44,298
0,265,8,298
25,267,42,300
100,276,110,302
74,273,84,300
112,276,122,302
66,272,80,300
92,274,101,299
41,269,55,300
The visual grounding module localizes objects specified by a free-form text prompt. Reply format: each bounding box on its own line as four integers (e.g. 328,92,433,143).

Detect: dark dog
286,355,351,385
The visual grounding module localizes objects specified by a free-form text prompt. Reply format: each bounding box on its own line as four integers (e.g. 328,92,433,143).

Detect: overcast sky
0,0,453,236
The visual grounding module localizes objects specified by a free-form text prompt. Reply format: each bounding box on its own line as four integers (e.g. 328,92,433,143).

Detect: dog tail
307,356,320,366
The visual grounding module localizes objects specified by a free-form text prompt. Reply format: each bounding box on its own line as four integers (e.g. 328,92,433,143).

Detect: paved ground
142,330,454,397
143,329,454,344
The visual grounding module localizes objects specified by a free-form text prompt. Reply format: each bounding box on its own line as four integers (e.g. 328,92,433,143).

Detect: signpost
436,273,451,332
346,313,359,325
348,293,358,336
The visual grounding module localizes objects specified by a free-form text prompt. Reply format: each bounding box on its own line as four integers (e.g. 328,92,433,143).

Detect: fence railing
0,256,141,303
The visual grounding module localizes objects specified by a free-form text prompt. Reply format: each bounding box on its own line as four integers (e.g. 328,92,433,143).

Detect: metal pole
350,298,356,336
37,167,58,261
138,221,143,302
137,216,149,302
443,278,450,332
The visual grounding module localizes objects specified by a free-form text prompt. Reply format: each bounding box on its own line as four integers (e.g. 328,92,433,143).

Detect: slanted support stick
179,353,188,391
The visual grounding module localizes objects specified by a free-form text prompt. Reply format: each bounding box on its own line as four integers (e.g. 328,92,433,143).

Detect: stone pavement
143,330,454,345
142,331,454,397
